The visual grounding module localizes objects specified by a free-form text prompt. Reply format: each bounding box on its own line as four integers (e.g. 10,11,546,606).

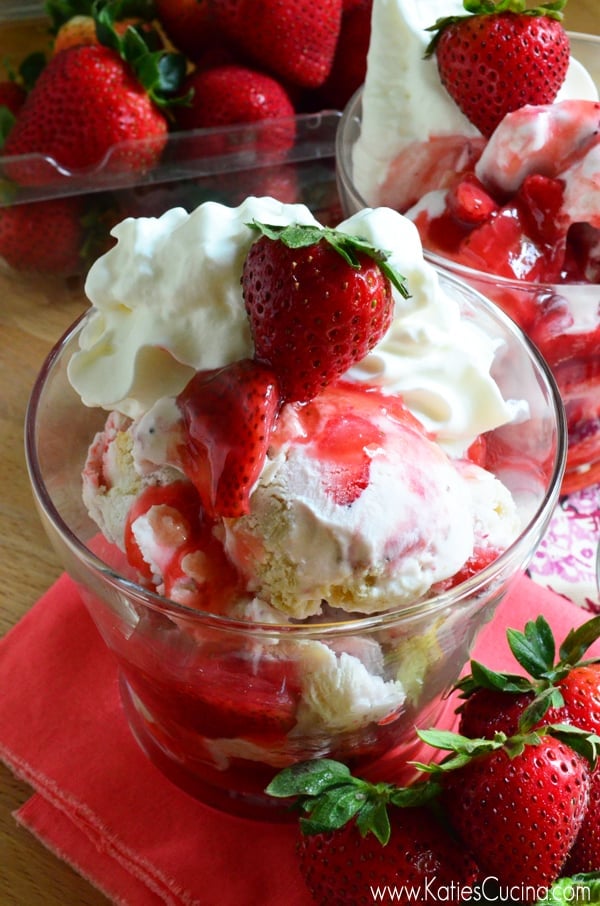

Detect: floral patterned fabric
528,483,600,613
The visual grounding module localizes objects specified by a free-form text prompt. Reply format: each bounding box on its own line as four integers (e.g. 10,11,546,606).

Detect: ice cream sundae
338,0,599,492
27,194,562,816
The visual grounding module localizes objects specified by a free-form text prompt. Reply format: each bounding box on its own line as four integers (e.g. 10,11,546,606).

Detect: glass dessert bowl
336,32,600,495
26,272,565,821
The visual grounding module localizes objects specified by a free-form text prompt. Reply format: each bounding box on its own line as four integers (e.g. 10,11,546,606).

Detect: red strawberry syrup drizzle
124,378,498,613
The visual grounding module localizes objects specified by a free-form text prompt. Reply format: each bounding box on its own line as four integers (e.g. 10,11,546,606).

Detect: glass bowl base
119,674,457,821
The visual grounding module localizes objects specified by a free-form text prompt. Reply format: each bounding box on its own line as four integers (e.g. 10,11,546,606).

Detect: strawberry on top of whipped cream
352,0,599,212
68,196,516,455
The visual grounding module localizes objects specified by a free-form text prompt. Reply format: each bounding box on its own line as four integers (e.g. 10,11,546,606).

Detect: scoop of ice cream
82,410,182,546
222,382,520,619
84,377,520,621
202,637,407,768
293,640,406,734
352,0,599,210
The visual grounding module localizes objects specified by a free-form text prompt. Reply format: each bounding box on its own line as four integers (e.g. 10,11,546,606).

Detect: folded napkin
1,573,599,906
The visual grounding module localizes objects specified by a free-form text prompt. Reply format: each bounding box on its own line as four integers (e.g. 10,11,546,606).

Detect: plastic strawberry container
0,9,343,282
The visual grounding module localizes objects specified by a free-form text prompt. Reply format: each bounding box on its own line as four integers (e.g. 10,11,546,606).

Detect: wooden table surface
1,3,598,904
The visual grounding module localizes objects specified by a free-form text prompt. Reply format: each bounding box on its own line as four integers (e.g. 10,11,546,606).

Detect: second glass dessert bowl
336,32,600,495
26,272,565,821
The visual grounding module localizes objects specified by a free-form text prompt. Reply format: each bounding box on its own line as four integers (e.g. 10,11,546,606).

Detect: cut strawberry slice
459,205,548,281
176,359,281,519
129,653,302,741
516,173,567,247
447,176,498,226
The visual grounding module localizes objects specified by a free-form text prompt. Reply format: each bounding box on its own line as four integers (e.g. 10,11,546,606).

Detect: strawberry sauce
406,100,600,491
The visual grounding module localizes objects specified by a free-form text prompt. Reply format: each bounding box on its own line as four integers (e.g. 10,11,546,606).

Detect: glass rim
25,274,566,637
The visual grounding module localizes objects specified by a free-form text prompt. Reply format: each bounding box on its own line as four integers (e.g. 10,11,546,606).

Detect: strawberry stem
537,873,600,906
455,613,600,727
266,759,439,845
415,723,600,771
247,220,411,299
91,0,190,108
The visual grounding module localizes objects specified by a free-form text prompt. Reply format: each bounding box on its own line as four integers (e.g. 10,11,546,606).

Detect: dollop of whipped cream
68,197,319,418
352,0,599,207
69,196,514,452
340,208,514,449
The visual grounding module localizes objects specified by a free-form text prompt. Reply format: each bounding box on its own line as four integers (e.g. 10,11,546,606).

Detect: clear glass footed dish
26,268,565,820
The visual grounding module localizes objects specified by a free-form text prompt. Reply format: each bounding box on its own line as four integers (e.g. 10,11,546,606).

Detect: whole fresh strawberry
425,0,570,137
176,358,281,518
242,221,409,402
267,759,481,906
3,13,186,185
0,197,84,275
455,616,600,883
234,0,343,89
419,724,599,901
456,614,600,739
174,64,296,158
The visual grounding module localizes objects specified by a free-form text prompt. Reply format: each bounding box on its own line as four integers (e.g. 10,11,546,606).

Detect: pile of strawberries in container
0,0,370,276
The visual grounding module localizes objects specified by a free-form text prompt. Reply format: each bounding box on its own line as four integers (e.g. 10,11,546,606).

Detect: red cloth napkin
1,573,598,906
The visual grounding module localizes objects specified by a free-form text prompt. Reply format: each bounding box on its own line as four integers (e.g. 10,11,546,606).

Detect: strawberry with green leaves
455,615,600,881
455,614,600,739
168,224,408,520
267,759,481,906
418,723,599,901
3,7,187,185
425,0,571,137
242,221,409,403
